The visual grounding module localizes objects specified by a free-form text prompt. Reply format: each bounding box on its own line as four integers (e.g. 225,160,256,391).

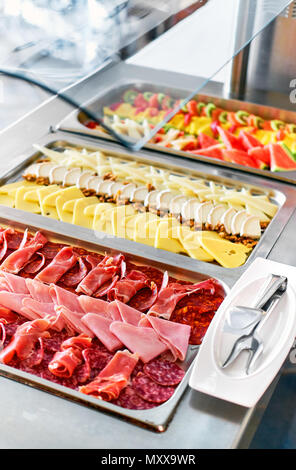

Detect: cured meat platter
0,211,227,431
56,75,296,184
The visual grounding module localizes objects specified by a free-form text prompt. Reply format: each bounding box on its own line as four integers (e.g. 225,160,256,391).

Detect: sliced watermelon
248,146,270,166
239,130,263,151
222,149,260,168
280,142,296,162
191,144,224,160
217,126,245,151
198,132,217,149
269,143,296,172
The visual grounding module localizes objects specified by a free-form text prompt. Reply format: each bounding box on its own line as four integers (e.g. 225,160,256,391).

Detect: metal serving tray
1,131,295,289
0,209,229,432
56,77,296,184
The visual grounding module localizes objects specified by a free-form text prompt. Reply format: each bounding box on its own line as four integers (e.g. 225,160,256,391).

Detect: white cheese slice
220,207,237,234
144,190,160,208
77,171,94,189
240,216,261,239
231,210,249,235
118,183,137,200
181,198,200,220
63,168,82,186
195,201,214,224
130,186,149,202
49,166,68,184
169,195,188,215
207,204,228,228
36,162,57,178
108,181,125,197
97,180,114,195
156,190,176,211
23,163,40,177
87,176,103,192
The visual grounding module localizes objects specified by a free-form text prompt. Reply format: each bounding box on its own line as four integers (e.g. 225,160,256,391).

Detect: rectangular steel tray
0,209,229,432
56,77,296,185
2,131,295,288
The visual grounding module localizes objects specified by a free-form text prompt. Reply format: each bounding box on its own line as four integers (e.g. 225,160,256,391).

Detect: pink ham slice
0,291,35,320
78,295,110,317
139,315,191,361
0,231,47,274
0,317,51,364
81,313,123,352
50,284,83,313
79,349,138,401
0,271,29,294
35,246,77,284
109,321,167,363
107,301,122,321
147,279,217,320
76,254,123,296
115,300,142,326
25,278,52,303
22,298,56,321
55,305,94,337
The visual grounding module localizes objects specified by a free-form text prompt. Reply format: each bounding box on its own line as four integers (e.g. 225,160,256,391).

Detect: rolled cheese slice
220,207,237,234
240,216,261,239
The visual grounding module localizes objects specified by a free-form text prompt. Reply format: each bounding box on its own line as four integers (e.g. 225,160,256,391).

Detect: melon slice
269,143,296,172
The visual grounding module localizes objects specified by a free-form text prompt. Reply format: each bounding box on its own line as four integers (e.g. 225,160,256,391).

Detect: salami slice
114,385,156,410
143,359,185,386
132,372,175,404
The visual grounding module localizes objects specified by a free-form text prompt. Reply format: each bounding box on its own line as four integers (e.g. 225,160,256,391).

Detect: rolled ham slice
79,349,138,401
139,315,191,361
81,313,123,352
35,246,77,284
107,270,149,304
48,333,92,378
147,279,217,320
109,321,167,363
0,317,51,364
0,231,47,274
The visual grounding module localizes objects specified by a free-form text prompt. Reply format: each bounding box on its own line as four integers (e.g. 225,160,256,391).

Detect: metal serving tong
222,274,288,375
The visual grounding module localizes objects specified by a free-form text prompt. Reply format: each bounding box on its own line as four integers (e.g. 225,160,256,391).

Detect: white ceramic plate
189,257,296,408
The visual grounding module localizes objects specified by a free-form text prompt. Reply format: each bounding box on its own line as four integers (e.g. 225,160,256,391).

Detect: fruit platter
0,140,282,270
57,82,296,183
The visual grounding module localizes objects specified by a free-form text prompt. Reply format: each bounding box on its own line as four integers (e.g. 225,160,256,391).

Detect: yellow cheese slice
0,193,15,207
92,203,115,234
14,185,41,213
37,185,60,218
122,214,139,240
154,220,184,254
177,225,214,262
111,205,137,238
133,212,159,246
196,231,251,268
72,197,99,228
56,188,85,223
0,180,35,194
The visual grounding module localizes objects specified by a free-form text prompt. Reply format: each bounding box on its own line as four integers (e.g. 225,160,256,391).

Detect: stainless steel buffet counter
0,63,295,449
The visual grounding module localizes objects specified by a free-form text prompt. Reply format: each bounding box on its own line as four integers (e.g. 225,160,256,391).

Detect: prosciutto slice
22,298,56,321
81,313,123,352
0,228,14,261
25,278,52,303
48,333,92,378
0,306,18,323
147,279,217,320
0,291,34,319
35,246,77,284
55,305,94,337
59,257,89,287
139,316,191,361
50,284,83,313
0,231,47,274
109,321,167,363
78,295,110,317
79,349,138,401
0,317,51,364
107,270,158,311
76,254,123,296
0,271,29,294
